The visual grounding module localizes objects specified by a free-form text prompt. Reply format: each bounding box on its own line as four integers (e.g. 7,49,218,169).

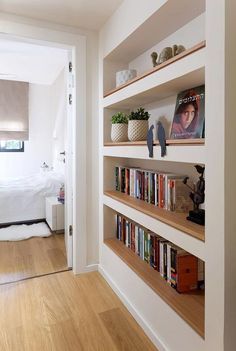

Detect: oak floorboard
99,307,157,351
0,271,158,351
0,234,68,284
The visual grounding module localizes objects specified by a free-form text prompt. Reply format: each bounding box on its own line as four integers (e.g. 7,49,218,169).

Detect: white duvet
0,171,64,224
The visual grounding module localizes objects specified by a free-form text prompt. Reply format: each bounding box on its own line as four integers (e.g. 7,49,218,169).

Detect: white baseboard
84,263,99,272
98,265,167,351
73,263,98,274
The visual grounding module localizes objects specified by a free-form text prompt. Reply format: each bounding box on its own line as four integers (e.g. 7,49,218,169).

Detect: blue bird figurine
147,124,154,158
157,121,166,157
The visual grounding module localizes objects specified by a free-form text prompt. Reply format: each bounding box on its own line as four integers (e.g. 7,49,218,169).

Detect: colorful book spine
125,168,130,195
131,223,135,252
115,167,120,191
125,220,129,247
135,225,139,255
129,169,135,197
121,167,125,193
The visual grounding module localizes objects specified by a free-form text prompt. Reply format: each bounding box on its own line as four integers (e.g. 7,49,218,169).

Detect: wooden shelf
104,237,204,338
104,138,205,146
104,41,205,98
103,47,205,109
104,191,205,242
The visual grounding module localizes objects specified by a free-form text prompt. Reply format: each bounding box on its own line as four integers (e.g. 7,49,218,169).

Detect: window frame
0,141,24,153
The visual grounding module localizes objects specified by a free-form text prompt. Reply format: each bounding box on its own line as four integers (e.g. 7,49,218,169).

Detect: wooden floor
0,271,158,351
0,234,68,284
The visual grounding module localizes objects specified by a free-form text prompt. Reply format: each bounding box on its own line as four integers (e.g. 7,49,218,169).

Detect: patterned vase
128,120,148,141
111,124,128,142
116,69,137,87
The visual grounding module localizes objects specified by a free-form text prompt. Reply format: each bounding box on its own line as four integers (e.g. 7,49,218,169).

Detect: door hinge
69,61,72,72
69,94,72,105
69,225,73,236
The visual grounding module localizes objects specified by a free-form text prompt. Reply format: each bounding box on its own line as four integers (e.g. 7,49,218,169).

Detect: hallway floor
0,271,158,351
0,233,67,285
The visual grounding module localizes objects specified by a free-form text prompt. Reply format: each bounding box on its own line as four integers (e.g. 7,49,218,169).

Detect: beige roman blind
0,80,29,140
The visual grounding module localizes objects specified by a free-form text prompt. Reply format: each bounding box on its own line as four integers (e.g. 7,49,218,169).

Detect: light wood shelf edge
104,237,204,338
104,191,205,242
104,139,205,146
104,41,206,98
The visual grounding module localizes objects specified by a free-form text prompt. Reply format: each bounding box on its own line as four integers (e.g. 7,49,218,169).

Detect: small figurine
183,165,205,225
150,45,186,67
157,121,166,157
147,124,154,157
172,44,186,56
151,52,158,67
157,47,173,65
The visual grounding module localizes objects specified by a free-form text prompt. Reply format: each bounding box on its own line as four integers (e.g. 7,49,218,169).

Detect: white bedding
0,171,64,224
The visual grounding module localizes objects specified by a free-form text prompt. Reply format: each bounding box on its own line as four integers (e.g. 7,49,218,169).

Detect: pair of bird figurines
151,44,185,67
147,122,166,158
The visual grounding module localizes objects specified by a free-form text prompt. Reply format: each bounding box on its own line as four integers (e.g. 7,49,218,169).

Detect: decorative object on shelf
111,112,128,142
173,44,186,56
157,47,173,65
183,165,205,225
116,69,137,87
157,121,166,157
151,51,158,67
147,124,154,157
128,107,150,141
151,44,186,67
170,85,205,139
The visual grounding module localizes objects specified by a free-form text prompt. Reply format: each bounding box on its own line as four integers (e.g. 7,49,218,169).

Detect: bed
0,171,64,224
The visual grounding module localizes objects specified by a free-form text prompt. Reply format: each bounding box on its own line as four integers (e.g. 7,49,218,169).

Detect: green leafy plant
111,112,128,124
128,107,150,121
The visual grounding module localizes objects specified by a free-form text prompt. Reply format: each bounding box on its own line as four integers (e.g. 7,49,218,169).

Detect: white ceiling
0,0,123,30
0,39,68,85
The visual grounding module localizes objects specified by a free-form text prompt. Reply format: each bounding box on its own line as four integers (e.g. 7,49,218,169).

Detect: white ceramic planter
111,124,128,142
116,69,137,87
128,120,148,141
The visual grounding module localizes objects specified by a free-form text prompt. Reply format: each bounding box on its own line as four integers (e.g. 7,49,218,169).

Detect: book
176,253,198,293
170,85,205,139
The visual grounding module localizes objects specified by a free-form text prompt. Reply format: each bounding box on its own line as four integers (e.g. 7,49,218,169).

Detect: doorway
0,34,75,284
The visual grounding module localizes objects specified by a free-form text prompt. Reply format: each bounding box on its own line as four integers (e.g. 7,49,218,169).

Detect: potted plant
111,112,128,142
128,107,150,141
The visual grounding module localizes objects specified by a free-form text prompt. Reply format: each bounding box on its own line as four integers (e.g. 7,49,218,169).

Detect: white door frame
0,21,87,274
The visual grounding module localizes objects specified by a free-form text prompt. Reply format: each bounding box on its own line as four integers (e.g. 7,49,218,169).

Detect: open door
64,53,74,268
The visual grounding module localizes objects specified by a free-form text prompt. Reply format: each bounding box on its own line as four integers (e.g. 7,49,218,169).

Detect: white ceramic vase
111,124,128,142
116,69,137,87
128,120,148,141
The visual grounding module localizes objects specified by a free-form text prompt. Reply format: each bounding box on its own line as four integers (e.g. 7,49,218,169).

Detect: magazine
170,85,205,139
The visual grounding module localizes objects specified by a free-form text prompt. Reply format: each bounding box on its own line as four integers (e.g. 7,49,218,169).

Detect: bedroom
0,37,73,284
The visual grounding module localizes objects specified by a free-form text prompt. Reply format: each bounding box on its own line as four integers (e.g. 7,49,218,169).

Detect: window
0,140,24,152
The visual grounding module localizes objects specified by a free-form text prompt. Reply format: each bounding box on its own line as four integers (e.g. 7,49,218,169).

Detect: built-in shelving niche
103,205,205,338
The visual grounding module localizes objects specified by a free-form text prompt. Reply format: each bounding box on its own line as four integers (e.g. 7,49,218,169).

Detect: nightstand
45,196,64,232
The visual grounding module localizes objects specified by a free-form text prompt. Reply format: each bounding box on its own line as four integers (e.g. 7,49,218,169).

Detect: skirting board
98,265,167,351
74,263,99,274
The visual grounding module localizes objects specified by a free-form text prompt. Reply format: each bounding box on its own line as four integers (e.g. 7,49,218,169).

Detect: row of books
115,166,192,213
116,214,204,293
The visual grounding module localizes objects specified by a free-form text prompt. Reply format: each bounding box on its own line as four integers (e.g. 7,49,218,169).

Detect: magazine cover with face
170,85,205,139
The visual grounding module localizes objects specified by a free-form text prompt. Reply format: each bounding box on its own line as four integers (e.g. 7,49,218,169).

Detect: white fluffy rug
0,222,51,241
